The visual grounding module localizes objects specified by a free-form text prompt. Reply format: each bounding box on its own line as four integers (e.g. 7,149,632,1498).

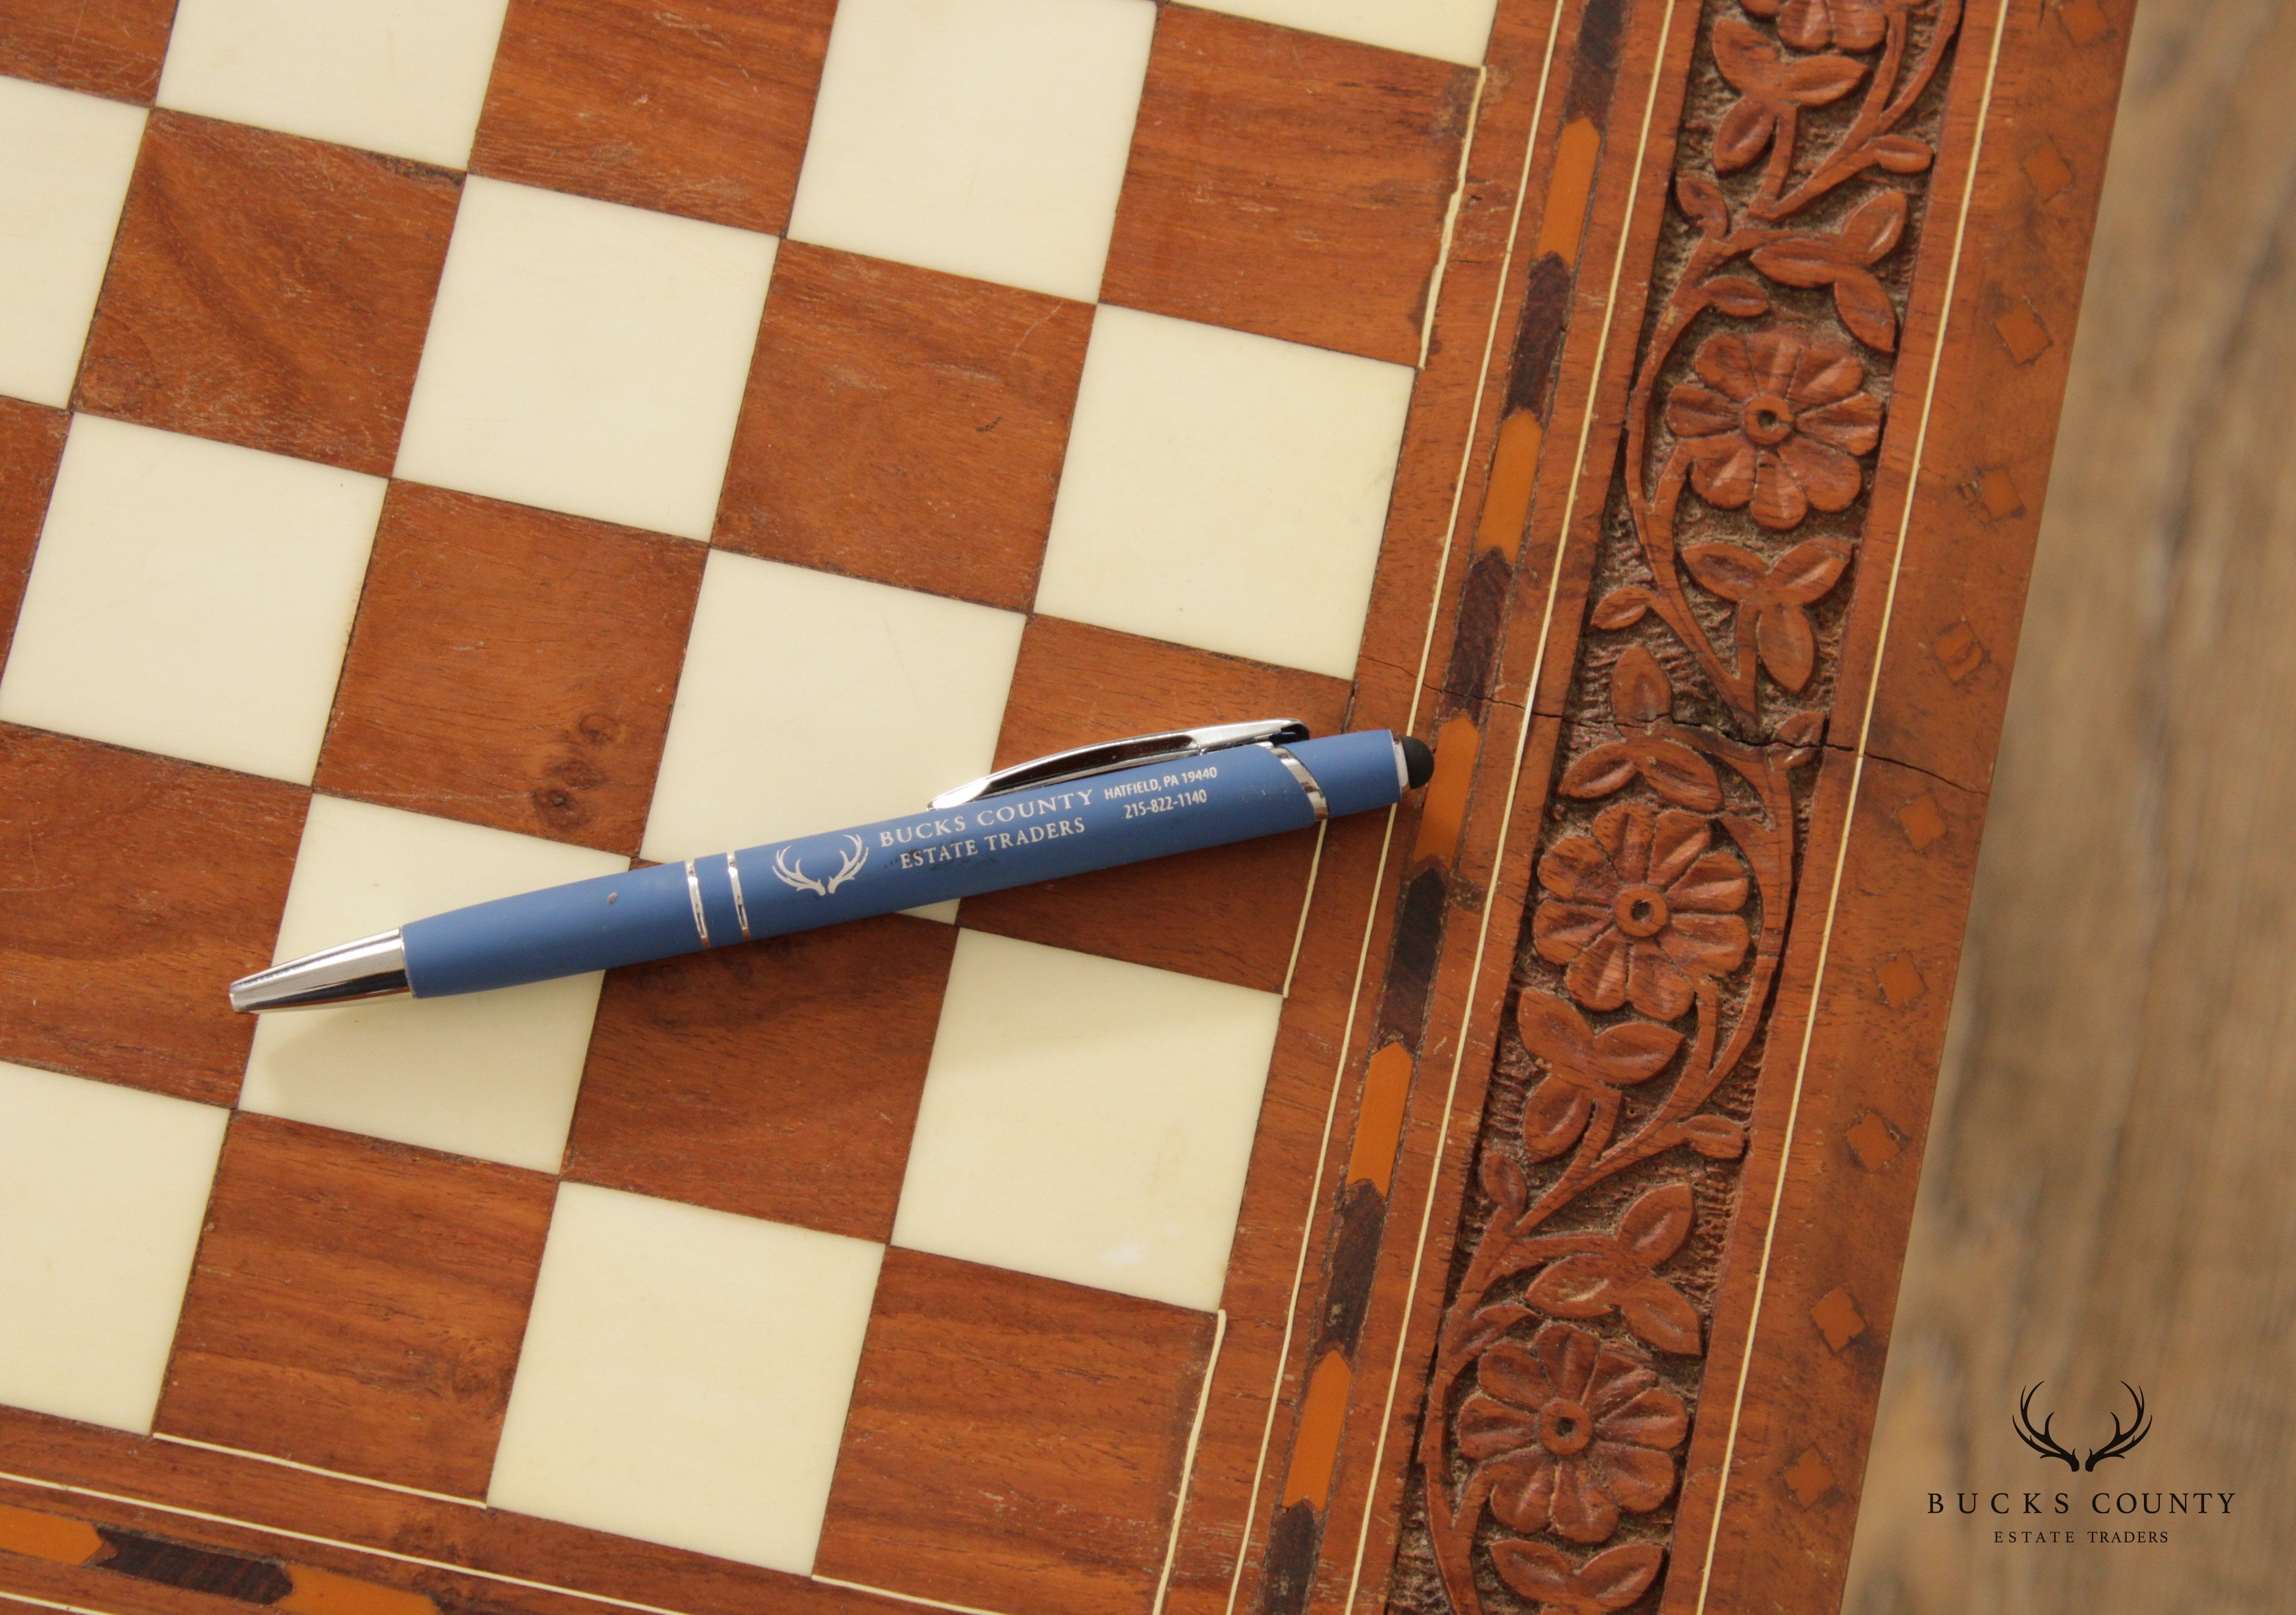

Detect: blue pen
230,721,1437,1011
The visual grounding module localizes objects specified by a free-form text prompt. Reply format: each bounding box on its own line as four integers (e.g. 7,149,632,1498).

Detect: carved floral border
1404,1,1967,1610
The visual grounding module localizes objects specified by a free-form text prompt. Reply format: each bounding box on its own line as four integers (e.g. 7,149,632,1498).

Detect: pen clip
930,718,1311,810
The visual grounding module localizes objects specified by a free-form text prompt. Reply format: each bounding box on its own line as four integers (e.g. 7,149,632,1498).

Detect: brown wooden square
315,483,703,857
0,0,174,103
713,243,1089,613
0,726,304,1105
816,1248,1217,1615
565,914,955,1244
0,399,68,675
77,112,459,477
156,1113,555,1500
1101,6,1475,367
955,616,1351,989
471,0,836,236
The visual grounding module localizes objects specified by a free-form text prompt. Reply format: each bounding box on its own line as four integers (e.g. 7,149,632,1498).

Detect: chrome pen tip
230,929,412,1013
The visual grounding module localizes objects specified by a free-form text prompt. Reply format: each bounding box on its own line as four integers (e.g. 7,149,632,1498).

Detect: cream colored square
0,78,145,409
489,1183,883,1572
396,178,776,542
641,551,1022,862
892,930,1280,1311
787,0,1154,302
0,416,382,784
241,797,626,1172
157,0,513,169
0,1063,228,1433
1033,305,1415,680
1192,0,1498,64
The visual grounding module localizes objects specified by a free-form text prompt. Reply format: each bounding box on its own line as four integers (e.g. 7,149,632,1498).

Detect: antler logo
2014,1382,2152,1472
772,834,867,897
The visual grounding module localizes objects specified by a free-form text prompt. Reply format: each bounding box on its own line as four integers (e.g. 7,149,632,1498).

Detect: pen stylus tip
1400,735,1435,789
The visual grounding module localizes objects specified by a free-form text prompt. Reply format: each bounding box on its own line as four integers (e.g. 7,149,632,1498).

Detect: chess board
0,1,1502,1613
0,0,2134,1613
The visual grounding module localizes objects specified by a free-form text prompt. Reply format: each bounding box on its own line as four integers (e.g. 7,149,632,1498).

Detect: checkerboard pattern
0,0,1480,1604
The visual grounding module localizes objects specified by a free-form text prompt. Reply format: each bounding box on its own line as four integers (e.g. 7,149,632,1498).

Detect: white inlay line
0,1469,703,1615
150,1431,488,1508
1218,10,1571,1613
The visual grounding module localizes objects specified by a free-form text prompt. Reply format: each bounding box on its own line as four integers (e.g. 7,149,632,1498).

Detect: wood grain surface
472,0,837,237
1843,0,2296,1608
318,482,704,857
1103,5,1476,368
816,1248,1219,1615
0,726,305,1106
714,242,1090,613
0,0,174,104
156,1114,555,1500
78,113,460,478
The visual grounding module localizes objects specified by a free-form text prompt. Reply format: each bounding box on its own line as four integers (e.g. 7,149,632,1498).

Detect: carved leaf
1711,18,1777,92
1683,1114,1748,1159
1490,1540,1577,1603
1840,188,1909,261
1778,52,1869,105
1832,266,1899,350
1713,98,1778,173
1574,1544,1667,1610
1559,741,1639,799
1755,602,1818,690
1681,542,1769,601
1591,585,1657,629
1491,1540,1666,1614
1610,645,1672,724
1481,1146,1529,1216
1747,239,1840,289
1588,1019,1683,1083
1675,172,1729,236
1768,538,1853,602
1455,1302,1534,1359
1772,708,1827,748
1873,133,1935,173
1618,1278,1704,1356
1628,738,1724,810
1525,1252,1615,1318
1618,1182,1694,1264
1523,1076,1597,1159
1518,989,1598,1064
1703,274,1771,318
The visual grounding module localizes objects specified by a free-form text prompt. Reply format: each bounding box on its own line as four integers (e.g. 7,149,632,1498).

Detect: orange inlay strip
1280,1349,1356,1510
1409,714,1481,866
1345,1042,1417,1197
281,1565,440,1615
1474,410,1545,560
1535,117,1603,261
0,1500,102,1565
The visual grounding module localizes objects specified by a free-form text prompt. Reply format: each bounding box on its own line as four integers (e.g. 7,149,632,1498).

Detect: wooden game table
0,2,2132,1614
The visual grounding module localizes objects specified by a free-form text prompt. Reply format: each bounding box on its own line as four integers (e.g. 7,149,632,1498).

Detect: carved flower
1666,328,1883,530
1742,0,1889,52
1459,1322,1688,1544
1533,804,1750,1020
